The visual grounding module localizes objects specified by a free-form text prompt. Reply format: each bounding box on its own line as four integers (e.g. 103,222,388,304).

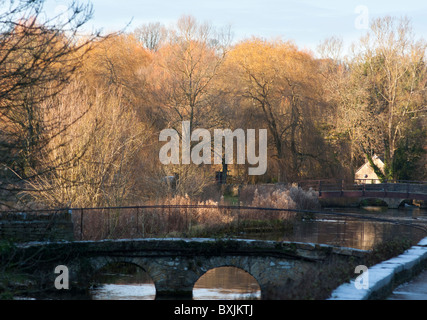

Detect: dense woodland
0,0,426,209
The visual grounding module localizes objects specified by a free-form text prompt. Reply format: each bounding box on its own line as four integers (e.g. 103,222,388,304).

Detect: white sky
44,0,427,54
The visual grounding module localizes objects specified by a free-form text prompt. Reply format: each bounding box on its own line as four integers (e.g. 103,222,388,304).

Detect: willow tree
226,39,325,182
24,32,154,208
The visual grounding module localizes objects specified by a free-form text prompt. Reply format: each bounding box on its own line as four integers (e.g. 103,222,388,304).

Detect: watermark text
159,121,267,175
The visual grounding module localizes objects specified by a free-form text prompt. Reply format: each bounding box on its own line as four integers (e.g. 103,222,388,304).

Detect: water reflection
91,284,155,300
319,206,427,250
193,267,261,300
240,206,427,250
286,218,406,250
90,262,156,300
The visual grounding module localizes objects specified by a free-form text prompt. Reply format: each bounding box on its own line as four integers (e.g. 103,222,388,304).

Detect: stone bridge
299,180,427,209
16,238,367,299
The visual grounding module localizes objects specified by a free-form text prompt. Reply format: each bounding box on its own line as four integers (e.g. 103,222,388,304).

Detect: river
88,205,427,300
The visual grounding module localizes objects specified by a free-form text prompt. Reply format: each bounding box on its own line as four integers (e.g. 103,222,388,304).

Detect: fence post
237,202,241,232
136,207,139,237
80,208,84,240
318,180,322,197
143,208,146,238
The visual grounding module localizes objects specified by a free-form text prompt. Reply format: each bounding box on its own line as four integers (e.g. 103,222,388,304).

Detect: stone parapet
329,237,427,300
0,210,74,242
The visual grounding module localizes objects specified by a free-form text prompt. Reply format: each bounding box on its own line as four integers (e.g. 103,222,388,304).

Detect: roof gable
355,155,385,174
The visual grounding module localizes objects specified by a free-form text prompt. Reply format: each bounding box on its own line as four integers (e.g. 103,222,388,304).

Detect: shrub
240,184,320,210
251,188,296,209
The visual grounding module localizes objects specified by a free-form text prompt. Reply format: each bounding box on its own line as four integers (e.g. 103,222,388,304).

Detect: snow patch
329,237,427,300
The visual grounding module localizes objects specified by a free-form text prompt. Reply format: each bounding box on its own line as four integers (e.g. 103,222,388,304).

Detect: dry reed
72,185,320,240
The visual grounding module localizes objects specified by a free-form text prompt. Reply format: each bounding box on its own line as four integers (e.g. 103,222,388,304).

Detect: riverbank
329,237,427,300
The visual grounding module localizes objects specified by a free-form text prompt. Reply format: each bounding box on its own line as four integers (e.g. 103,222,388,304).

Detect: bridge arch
89,260,156,299
83,256,160,294
92,259,150,275
360,198,388,207
82,254,295,299
359,197,408,209
193,266,261,299
85,256,149,274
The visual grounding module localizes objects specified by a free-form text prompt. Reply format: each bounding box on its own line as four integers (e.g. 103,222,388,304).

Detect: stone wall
0,210,74,242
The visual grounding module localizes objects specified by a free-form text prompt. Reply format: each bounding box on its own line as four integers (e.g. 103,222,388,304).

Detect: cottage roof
355,155,384,174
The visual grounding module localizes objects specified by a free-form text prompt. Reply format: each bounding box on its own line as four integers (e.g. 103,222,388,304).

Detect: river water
91,265,261,300
88,205,427,300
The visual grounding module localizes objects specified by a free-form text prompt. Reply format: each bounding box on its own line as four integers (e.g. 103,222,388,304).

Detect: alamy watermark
159,121,268,175
354,265,369,290
54,265,69,290
354,5,369,30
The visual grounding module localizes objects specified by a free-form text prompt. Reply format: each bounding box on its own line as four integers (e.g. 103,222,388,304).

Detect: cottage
355,155,385,184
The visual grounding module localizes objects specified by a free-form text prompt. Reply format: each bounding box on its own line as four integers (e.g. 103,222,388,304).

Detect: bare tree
0,0,101,208
141,15,232,196
133,22,168,52
150,15,232,132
